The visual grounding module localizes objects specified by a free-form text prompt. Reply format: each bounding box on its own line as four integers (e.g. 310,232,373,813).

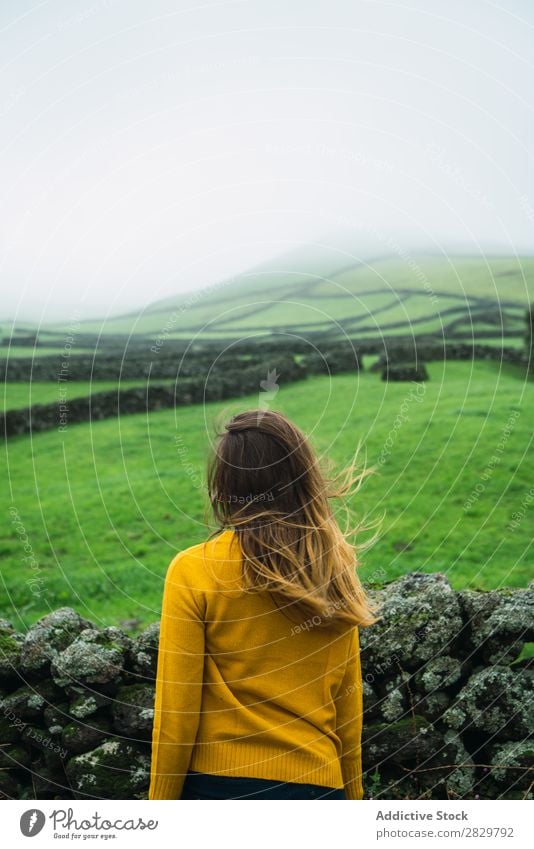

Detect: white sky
1,0,533,322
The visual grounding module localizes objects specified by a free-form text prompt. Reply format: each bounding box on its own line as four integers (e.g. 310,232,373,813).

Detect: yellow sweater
148,529,364,800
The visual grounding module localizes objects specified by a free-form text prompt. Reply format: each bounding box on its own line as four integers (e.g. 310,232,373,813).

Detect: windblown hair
206,409,380,631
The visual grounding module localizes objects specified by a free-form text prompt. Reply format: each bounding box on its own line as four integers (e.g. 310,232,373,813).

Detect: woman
148,409,378,800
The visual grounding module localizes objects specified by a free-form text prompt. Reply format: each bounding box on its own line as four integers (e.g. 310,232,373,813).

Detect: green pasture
0,347,99,358
18,254,532,343
1,359,532,633
1,379,177,412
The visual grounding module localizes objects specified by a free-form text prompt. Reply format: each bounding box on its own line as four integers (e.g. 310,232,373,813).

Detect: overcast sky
1,0,533,322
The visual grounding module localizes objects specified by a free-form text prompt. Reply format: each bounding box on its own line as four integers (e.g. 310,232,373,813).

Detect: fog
1,0,533,322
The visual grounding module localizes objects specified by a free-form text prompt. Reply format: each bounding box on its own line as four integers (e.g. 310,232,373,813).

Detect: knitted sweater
148,528,364,800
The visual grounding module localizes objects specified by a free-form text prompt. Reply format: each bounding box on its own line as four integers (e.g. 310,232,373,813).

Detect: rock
414,657,463,694
65,739,150,799
111,684,155,739
20,723,66,756
361,573,463,671
487,740,534,790
458,588,534,664
20,608,94,677
443,666,534,739
61,714,112,754
362,680,381,721
0,743,32,770
418,691,451,722
362,716,443,766
0,715,22,743
51,627,131,688
0,679,62,721
419,729,475,798
377,674,408,723
43,702,70,735
30,755,70,798
127,622,160,681
0,620,24,682
382,363,429,382
68,690,112,719
442,731,476,798
0,769,22,799
42,743,67,772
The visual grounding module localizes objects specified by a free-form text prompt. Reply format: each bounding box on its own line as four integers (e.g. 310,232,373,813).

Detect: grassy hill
4,252,534,346
2,358,532,631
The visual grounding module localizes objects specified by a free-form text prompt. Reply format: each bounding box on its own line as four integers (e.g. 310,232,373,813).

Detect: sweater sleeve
148,552,206,800
334,626,364,800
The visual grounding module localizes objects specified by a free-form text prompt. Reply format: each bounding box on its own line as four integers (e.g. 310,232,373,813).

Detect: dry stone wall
0,573,532,800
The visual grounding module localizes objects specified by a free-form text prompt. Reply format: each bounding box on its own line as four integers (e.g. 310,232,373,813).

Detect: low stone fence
2,341,529,439
0,573,531,800
1,359,305,439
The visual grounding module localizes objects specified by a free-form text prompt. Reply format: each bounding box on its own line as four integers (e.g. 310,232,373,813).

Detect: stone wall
1,358,305,439
2,339,527,384
0,573,532,800
2,340,529,439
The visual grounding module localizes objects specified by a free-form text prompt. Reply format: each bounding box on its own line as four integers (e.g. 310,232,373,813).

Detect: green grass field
0,347,98,358
1,379,177,412
2,359,532,633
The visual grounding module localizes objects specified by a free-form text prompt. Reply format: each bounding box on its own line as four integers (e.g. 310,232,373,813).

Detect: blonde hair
206,409,381,630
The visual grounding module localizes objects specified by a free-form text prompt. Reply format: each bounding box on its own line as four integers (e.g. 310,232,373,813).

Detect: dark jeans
181,770,346,799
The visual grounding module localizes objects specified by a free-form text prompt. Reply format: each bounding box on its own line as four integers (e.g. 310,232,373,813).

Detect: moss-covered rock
458,588,534,664
443,666,534,738
417,691,451,723
67,689,112,719
111,684,155,739
0,621,24,683
30,754,70,799
43,702,70,735
21,723,66,755
362,680,381,721
51,627,131,688
0,769,22,799
65,738,150,799
414,656,463,695
0,679,62,721
362,715,443,766
416,729,475,798
20,608,94,678
361,573,463,671
61,714,112,754
0,715,22,743
0,743,32,770
377,674,408,722
127,622,160,681
487,739,534,790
